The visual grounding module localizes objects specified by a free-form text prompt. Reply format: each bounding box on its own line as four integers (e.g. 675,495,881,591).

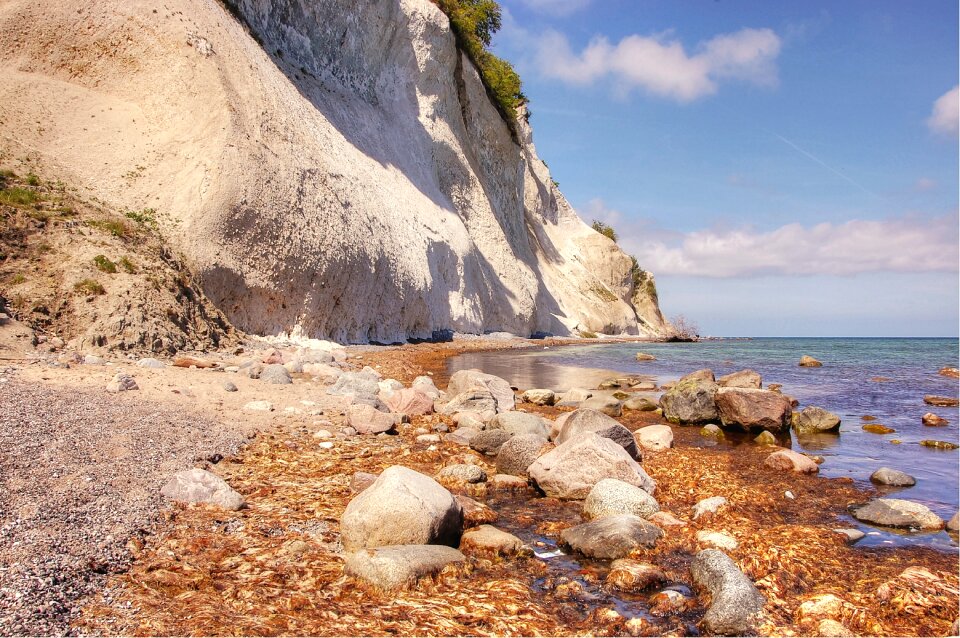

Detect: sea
448,337,960,550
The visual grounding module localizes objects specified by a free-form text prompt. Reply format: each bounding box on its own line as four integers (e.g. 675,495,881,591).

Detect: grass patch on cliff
74,278,106,296
93,255,117,274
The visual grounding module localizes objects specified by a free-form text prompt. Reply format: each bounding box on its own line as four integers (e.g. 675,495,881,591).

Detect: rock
870,467,916,487
700,423,725,439
649,511,684,527
377,378,404,398
606,560,666,591
469,429,513,456
555,408,640,459
623,396,659,411
488,474,529,491
920,439,959,449
522,389,555,406
717,369,762,389
344,545,465,590
350,471,379,493
693,496,728,520
799,355,823,367
630,381,658,391
583,478,660,520
459,525,528,557
796,593,849,623
833,528,865,543
765,449,819,474
681,369,716,382
416,434,440,444
635,352,657,361
339,466,463,552
922,412,949,426
938,367,960,379
444,427,480,446
817,619,854,637
347,403,398,435
753,431,776,446
259,364,293,385
496,434,549,476
487,411,550,438
106,373,138,393
690,549,765,636
437,464,487,484
455,494,498,526
411,375,441,399
716,387,792,432
243,400,273,412
852,498,944,530
793,406,841,434
549,412,573,441
446,369,515,413
557,387,593,406
649,589,693,615
441,389,498,416
560,514,663,559
284,359,304,374
697,531,738,550
328,369,381,399
160,468,245,510
659,377,719,424
862,423,895,434
223,380,238,392
173,355,215,368
451,411,488,430
924,395,959,407
384,388,435,416
947,511,958,531
635,424,673,452
581,395,622,417
136,357,165,368
528,432,655,500
598,378,621,389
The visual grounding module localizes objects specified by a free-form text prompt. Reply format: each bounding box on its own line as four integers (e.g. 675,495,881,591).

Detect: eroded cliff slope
0,0,673,343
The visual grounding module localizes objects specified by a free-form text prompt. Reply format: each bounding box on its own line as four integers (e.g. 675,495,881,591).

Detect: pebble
243,400,274,412
697,530,739,550
693,496,728,520
223,381,238,392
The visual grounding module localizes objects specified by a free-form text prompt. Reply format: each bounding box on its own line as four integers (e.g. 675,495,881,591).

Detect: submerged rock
606,559,666,591
923,395,959,407
635,352,657,361
919,439,959,450
560,514,662,559
583,478,660,520
922,412,949,427
793,406,841,434
938,367,960,379
459,525,529,557
862,423,895,434
716,387,792,432
161,469,245,510
799,355,823,367
659,377,719,424
869,467,916,487
852,498,943,530
690,549,765,636
555,408,640,460
344,545,465,590
947,511,958,532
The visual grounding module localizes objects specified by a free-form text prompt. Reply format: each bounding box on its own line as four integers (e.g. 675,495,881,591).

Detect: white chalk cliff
0,0,674,342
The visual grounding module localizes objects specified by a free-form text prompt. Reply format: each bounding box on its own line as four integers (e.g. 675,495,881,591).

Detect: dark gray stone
495,433,548,476
560,514,662,559
469,429,513,456
555,408,640,460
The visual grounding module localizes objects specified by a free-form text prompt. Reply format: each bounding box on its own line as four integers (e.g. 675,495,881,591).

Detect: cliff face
0,0,673,343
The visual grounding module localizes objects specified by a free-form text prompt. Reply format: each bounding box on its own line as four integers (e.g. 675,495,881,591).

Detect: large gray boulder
555,408,640,460
260,364,293,384
793,406,841,434
446,369,515,413
440,389,498,416
716,387,792,432
161,469,245,510
560,514,663,559
659,377,719,424
339,466,463,552
583,478,660,520
690,549,765,636
496,433,549,476
581,395,623,417
557,387,593,407
344,545,465,590
487,411,550,438
851,499,944,530
717,369,762,389
328,368,381,397
528,432,655,500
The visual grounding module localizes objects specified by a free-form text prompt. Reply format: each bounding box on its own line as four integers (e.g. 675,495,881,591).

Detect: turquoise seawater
449,337,960,549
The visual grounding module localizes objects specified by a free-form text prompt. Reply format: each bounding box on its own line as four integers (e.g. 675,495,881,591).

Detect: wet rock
690,549,765,636
852,498,943,530
649,588,693,615
555,408,640,460
649,511,685,527
630,381,657,391
635,424,673,452
862,423,895,434
919,439,958,449
441,389,498,416
693,496,728,520
606,559,666,591
682,369,716,382
623,396,659,412
716,387,792,432
869,467,916,487
460,525,529,557
384,388,435,416
817,619,855,637
350,471,379,493
923,395,959,407
799,355,822,367
161,468,245,510
947,511,958,532
584,478,660,520
635,352,657,361
496,433,549,476
581,395,623,417
136,357,165,369
793,406,841,434
765,449,819,474
938,367,960,379
557,387,593,406
446,369,515,413
659,377,719,424
487,411,550,438
344,545,465,590
833,528,865,543
753,430,776,446
922,412,949,427
697,531,738,550
560,514,663,559
700,423,725,439
455,494,498,526
717,369,762,389
443,427,480,446
347,403,398,435
522,389,555,406
437,464,487,484
222,380,238,392
529,432,656,500
488,474,529,491
340,466,463,552
469,429,513,456
106,373,138,393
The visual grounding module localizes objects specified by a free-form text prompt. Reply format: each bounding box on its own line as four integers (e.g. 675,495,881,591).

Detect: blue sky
494,0,959,336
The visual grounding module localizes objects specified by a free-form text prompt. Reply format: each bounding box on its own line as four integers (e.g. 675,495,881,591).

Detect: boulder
136,357,165,369
560,514,663,559
339,466,463,552
437,464,487,484
606,560,666,591
161,469,245,510
581,395,622,417
693,496,727,520
259,364,292,385
765,450,819,474
344,545,465,590
487,411,550,438
441,389,498,416
555,408,640,460
623,397,659,412
459,525,529,557
793,406,841,434
549,412,573,441
869,467,916,487
947,511,958,532
446,369,515,413
635,424,673,452
411,375,441,399
924,395,959,407
922,412,949,427
557,387,593,406
347,403,398,435
717,369,762,389
700,424,725,439
106,373,138,393
328,369,381,399
697,531,738,550
716,387,792,432
635,352,657,361
469,429,513,456
384,388,435,416
583,478,660,520
851,498,944,530
455,494,498,526
659,377,719,424
799,355,823,367
444,427,480,446
496,434,549,476
522,389,555,406
690,549,765,636
528,432,655,500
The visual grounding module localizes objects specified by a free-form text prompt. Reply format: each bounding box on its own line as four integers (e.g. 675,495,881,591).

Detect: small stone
648,511,684,527
693,496,727,520
459,525,529,557
347,403,398,435
922,412,949,426
416,434,441,443
799,355,823,367
223,381,238,392
259,364,293,385
606,560,666,591
765,449,820,474
437,464,487,484
869,467,916,487
635,424,673,452
106,373,138,393
581,395,623,417
753,430,776,445
350,471,378,493
700,423,725,439
862,424,895,434
161,468,245,510
455,494,498,526
833,528,865,543
697,530,738,550
136,357,165,368
818,619,855,637
243,400,273,412
488,474,529,491
923,395,959,407
920,439,959,450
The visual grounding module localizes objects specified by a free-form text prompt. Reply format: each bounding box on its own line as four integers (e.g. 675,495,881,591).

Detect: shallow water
450,337,960,549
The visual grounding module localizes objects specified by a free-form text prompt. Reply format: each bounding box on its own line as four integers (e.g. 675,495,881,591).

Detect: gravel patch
0,374,247,635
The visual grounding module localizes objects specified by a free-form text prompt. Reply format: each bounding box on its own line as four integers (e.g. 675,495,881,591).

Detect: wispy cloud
533,27,781,102
628,215,959,278
516,0,591,15
914,177,937,192
927,85,959,137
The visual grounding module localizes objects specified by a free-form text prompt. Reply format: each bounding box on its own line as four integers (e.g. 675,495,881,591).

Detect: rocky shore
0,335,957,636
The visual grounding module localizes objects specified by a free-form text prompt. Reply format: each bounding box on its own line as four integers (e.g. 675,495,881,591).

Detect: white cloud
535,27,781,102
629,215,959,277
914,177,937,192
927,85,959,137
517,0,591,15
